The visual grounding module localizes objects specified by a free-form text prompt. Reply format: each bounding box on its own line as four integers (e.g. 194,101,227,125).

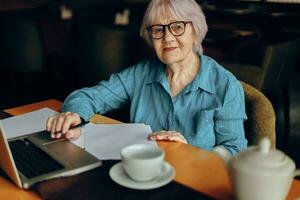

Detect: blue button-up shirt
62,54,247,155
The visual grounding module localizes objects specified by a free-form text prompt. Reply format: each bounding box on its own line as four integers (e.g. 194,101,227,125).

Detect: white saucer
109,161,175,190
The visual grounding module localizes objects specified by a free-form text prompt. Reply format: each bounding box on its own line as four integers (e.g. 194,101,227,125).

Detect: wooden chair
223,39,300,148
241,81,276,148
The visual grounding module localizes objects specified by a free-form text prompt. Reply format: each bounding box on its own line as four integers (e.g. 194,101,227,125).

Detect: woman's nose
163,28,175,42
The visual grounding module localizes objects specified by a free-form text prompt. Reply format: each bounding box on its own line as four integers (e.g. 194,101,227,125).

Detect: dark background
0,0,299,107
0,0,300,165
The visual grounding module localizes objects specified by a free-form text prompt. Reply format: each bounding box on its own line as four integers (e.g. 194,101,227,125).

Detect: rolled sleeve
61,65,137,120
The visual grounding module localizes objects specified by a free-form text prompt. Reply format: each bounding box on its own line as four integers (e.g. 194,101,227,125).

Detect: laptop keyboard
9,138,65,179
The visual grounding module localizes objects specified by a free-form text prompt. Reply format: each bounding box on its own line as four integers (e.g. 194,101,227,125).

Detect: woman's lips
163,47,177,52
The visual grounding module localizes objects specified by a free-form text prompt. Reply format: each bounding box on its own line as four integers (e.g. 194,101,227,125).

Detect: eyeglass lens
149,21,188,39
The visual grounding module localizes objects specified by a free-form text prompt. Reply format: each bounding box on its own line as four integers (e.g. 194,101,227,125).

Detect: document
71,123,155,160
0,108,58,139
0,107,155,160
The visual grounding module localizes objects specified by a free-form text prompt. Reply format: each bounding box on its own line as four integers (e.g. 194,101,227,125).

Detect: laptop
0,124,102,189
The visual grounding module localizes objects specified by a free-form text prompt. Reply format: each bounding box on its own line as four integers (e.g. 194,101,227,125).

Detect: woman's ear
192,29,202,53
193,39,198,52
193,40,197,47
192,29,199,47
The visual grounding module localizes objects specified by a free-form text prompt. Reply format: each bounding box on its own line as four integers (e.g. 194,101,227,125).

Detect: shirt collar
145,59,167,85
146,55,216,94
191,54,216,94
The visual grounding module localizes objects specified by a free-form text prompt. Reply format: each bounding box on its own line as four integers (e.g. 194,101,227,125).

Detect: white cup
121,143,165,182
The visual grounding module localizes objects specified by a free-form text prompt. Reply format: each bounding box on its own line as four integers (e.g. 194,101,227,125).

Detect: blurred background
0,0,299,165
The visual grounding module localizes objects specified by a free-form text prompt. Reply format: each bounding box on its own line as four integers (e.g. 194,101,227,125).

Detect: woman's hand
148,130,187,144
46,112,82,139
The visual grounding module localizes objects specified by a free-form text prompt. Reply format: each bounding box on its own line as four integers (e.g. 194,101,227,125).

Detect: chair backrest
260,39,300,95
222,40,300,149
222,39,300,94
241,81,276,148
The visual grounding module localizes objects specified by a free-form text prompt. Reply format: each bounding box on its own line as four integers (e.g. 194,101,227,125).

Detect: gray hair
140,0,208,54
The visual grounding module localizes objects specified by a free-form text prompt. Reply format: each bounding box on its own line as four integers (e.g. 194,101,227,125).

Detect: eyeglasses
146,21,192,39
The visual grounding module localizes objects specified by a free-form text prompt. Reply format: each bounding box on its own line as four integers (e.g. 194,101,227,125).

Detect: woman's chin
161,55,182,65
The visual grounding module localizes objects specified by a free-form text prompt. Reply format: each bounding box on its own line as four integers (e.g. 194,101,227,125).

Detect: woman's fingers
61,113,81,134
148,131,187,144
65,128,82,139
50,117,58,136
55,114,68,133
46,117,53,132
46,112,81,139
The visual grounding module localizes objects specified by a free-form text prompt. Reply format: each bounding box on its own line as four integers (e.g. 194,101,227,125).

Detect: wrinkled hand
148,130,187,144
46,112,82,139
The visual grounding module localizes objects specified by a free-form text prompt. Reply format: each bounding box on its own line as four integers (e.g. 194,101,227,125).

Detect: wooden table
1,99,300,200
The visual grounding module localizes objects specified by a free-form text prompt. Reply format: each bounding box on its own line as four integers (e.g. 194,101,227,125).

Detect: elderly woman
47,0,247,156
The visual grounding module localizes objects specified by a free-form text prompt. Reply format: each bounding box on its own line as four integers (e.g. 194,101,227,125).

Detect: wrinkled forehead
148,3,187,25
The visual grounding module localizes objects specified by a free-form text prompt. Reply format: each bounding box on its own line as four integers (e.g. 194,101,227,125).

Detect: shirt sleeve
61,65,137,121
214,79,248,155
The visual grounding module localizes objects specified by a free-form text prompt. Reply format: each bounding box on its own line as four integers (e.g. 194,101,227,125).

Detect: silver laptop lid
1,123,102,189
0,124,23,188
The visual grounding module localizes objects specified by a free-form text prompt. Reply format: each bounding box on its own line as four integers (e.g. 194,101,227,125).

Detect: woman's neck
166,53,200,97
166,53,199,78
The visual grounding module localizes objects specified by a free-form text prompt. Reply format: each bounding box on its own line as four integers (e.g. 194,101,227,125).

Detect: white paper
0,108,58,139
71,123,156,160
0,107,155,160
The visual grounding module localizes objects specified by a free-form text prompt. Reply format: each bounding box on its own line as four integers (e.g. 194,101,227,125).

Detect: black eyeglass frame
146,21,192,39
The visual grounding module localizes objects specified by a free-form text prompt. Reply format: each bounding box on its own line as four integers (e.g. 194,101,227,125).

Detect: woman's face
150,15,196,66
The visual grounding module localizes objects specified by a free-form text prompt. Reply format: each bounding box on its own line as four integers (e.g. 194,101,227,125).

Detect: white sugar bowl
228,138,300,200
